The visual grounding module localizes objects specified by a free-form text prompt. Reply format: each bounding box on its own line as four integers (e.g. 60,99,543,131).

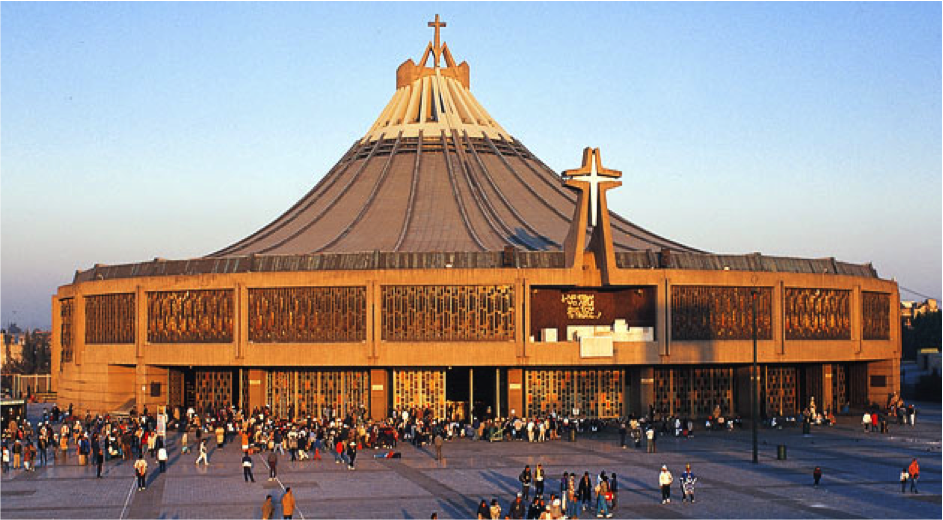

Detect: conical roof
211,18,700,257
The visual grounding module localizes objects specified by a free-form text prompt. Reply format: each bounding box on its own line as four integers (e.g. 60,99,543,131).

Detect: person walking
594,475,611,518
861,412,871,432
134,456,148,491
680,464,696,502
659,465,673,504
535,463,546,497
157,446,168,473
434,432,444,461
281,487,296,519
619,421,627,449
908,458,920,493
519,465,532,500
267,450,278,481
646,427,657,453
242,452,255,482
262,495,275,519
195,439,209,466
346,440,358,470
180,430,189,454
813,466,822,487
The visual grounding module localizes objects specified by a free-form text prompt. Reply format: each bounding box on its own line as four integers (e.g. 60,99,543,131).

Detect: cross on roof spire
428,14,447,67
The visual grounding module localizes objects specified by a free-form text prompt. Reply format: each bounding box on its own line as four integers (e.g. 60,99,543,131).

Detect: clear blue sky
2,2,940,329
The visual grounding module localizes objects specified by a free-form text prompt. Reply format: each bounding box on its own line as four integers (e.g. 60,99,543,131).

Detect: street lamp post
751,288,759,464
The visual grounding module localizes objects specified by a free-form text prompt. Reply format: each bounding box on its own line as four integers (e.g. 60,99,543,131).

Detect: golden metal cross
428,14,447,67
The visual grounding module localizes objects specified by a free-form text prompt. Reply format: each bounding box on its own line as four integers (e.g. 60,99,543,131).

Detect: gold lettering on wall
249,287,366,343
147,290,234,343
85,293,135,344
561,294,602,320
381,285,515,341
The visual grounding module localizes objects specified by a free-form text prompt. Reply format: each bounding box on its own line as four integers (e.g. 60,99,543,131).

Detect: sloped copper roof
210,134,700,256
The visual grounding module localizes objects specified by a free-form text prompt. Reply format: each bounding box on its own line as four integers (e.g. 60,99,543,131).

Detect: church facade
52,17,900,421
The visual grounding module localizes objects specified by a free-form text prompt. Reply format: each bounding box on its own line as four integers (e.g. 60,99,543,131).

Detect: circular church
53,17,900,422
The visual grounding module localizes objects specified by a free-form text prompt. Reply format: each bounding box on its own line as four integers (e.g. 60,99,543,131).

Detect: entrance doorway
445,367,501,422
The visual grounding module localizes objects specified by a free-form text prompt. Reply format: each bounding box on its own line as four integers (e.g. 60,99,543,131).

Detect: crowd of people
0,400,928,519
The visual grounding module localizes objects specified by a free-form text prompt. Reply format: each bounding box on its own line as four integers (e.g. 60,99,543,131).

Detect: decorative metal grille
785,288,851,340
652,367,734,417
671,286,772,340
266,370,368,419
392,370,445,418
147,290,234,343
764,366,797,416
60,299,74,366
168,370,184,409
862,292,890,340
248,287,365,343
381,285,515,341
525,369,623,418
84,293,135,344
832,364,847,412
194,370,232,414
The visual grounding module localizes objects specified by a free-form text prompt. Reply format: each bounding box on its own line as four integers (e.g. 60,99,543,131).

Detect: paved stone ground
2,404,940,519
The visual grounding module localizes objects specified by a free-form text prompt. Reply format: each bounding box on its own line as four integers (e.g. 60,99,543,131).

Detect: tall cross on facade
428,14,447,67
562,148,622,227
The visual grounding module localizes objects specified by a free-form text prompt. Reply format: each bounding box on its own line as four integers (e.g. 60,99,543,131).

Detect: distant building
900,298,938,328
1,330,26,367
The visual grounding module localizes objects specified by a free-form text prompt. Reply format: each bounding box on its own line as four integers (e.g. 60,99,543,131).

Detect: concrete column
51,296,61,392
659,278,671,357
508,368,523,417
370,369,388,420
135,286,146,358
517,277,527,360
469,369,474,416
495,368,502,418
633,367,655,417
774,280,785,355
237,283,248,360
74,293,86,366
367,280,378,361
852,285,862,354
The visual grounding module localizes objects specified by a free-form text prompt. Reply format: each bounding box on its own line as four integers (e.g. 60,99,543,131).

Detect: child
813,467,822,487
899,468,909,493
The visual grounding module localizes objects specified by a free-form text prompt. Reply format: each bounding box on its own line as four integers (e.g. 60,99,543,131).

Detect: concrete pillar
370,369,388,420
657,279,669,356
495,368,502,418
508,368,523,417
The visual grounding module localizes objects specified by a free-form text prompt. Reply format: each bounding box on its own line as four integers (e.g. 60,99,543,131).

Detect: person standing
489,498,502,519
157,445,168,473
594,475,611,518
267,450,278,481
680,464,697,502
609,473,619,511
262,495,274,519
565,474,579,519
861,412,870,432
813,466,822,487
578,472,592,511
659,465,673,504
535,464,546,497
509,493,526,519
619,421,627,449
908,458,920,493
134,456,148,491
434,432,444,462
646,427,656,453
281,487,296,519
900,467,909,493
180,430,189,454
95,447,104,478
195,439,209,466
242,452,255,482
519,465,532,500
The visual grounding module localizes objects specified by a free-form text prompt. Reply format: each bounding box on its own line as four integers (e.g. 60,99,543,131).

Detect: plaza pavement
1,404,940,519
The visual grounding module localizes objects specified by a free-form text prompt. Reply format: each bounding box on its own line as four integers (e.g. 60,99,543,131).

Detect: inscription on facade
561,294,602,319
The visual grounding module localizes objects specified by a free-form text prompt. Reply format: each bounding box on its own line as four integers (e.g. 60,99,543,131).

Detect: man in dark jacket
509,494,526,519
519,465,532,500
578,472,592,511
